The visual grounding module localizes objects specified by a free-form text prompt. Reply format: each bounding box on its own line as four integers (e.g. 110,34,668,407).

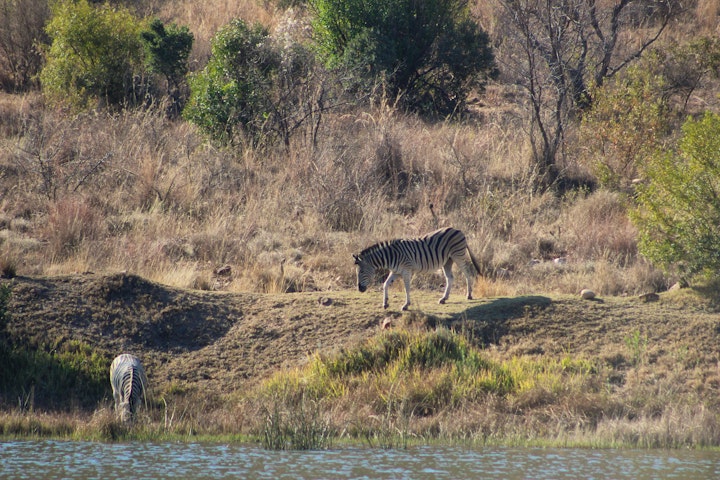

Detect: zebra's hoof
383,304,389,309
438,299,446,304
467,295,473,300
401,305,409,311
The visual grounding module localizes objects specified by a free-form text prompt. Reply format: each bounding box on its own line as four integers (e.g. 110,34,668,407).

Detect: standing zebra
110,354,148,423
353,227,481,311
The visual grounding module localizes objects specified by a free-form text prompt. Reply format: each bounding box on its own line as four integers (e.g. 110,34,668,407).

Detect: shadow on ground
450,296,553,346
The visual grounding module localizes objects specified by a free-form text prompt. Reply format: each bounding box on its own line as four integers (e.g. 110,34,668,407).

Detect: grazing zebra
353,227,481,311
110,354,148,423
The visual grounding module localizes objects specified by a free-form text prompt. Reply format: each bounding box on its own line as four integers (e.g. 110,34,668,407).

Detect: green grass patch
252,327,601,447
0,339,109,411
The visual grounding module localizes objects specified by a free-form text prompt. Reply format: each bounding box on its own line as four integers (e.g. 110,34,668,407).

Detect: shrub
580,58,669,189
310,0,497,116
632,112,720,282
140,18,194,109
0,0,49,91
40,0,145,109
183,19,280,146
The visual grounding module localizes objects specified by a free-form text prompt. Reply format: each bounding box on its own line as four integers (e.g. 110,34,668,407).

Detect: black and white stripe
353,227,481,310
110,354,148,423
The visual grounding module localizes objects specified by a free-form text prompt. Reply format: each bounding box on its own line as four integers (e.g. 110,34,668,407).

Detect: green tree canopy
580,59,669,190
310,0,497,116
183,19,280,145
632,112,720,282
40,0,144,109
141,18,194,92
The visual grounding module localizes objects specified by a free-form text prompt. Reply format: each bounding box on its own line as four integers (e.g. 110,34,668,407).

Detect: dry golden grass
0,87,670,297
4,1,712,297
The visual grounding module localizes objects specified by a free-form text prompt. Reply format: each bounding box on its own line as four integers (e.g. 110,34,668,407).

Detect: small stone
381,317,393,329
639,292,659,303
214,265,232,276
318,296,333,306
580,289,596,300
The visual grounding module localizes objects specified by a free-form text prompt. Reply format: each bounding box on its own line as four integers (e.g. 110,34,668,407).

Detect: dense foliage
140,19,194,94
310,0,496,116
183,19,280,145
633,112,720,281
40,0,145,109
580,59,669,189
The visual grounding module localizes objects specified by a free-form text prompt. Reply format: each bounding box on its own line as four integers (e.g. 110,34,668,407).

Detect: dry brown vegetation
1,0,720,447
0,87,666,297
1,0,695,297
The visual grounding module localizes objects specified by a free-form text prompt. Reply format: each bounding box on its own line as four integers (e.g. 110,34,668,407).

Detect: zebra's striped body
353,227,481,310
110,354,148,423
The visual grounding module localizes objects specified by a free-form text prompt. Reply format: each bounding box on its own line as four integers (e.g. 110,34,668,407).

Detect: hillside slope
3,273,720,407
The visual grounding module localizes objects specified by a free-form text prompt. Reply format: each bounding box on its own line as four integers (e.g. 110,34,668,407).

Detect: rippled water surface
1,440,719,479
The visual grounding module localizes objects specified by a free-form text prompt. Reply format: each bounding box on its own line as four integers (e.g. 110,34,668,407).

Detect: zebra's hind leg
462,261,475,300
401,272,412,311
439,261,454,304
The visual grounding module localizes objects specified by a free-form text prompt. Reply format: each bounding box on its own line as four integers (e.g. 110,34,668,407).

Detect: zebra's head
353,253,374,293
119,400,132,423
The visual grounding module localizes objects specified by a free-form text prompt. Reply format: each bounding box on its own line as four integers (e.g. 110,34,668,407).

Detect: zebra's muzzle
358,285,367,293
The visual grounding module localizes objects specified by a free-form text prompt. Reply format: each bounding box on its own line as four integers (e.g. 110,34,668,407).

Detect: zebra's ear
353,254,360,264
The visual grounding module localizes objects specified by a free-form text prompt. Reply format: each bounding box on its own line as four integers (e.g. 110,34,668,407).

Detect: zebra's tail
467,246,482,277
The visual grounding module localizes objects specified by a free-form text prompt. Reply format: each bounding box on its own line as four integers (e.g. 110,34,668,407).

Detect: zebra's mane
359,239,402,258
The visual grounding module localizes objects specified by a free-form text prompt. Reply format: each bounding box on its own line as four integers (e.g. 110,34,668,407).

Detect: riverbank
1,273,719,448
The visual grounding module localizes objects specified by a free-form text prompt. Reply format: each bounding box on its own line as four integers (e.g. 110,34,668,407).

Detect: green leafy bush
632,112,720,281
40,0,144,109
141,19,193,94
310,0,497,115
183,19,280,146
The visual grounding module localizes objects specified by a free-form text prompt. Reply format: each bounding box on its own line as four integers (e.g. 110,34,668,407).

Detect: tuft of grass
0,257,17,278
259,388,334,450
625,329,648,367
250,327,604,446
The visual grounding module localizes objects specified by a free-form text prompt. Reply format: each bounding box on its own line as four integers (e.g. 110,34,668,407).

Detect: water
1,440,719,479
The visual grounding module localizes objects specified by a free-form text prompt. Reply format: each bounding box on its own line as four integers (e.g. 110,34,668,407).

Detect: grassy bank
1,0,720,452
1,274,719,449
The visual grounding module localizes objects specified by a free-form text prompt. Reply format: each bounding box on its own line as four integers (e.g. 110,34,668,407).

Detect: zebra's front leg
382,272,399,309
439,263,454,304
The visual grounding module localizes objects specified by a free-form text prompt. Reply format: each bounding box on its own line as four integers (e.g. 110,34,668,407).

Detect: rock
214,265,232,277
580,289,596,300
381,317,393,329
318,296,333,306
669,281,688,291
639,292,659,303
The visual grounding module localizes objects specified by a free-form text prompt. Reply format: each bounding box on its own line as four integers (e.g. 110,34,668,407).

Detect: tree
0,0,49,91
496,0,677,190
40,0,145,109
580,57,669,189
310,0,497,116
183,19,280,146
141,19,193,94
184,18,331,149
632,112,720,282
